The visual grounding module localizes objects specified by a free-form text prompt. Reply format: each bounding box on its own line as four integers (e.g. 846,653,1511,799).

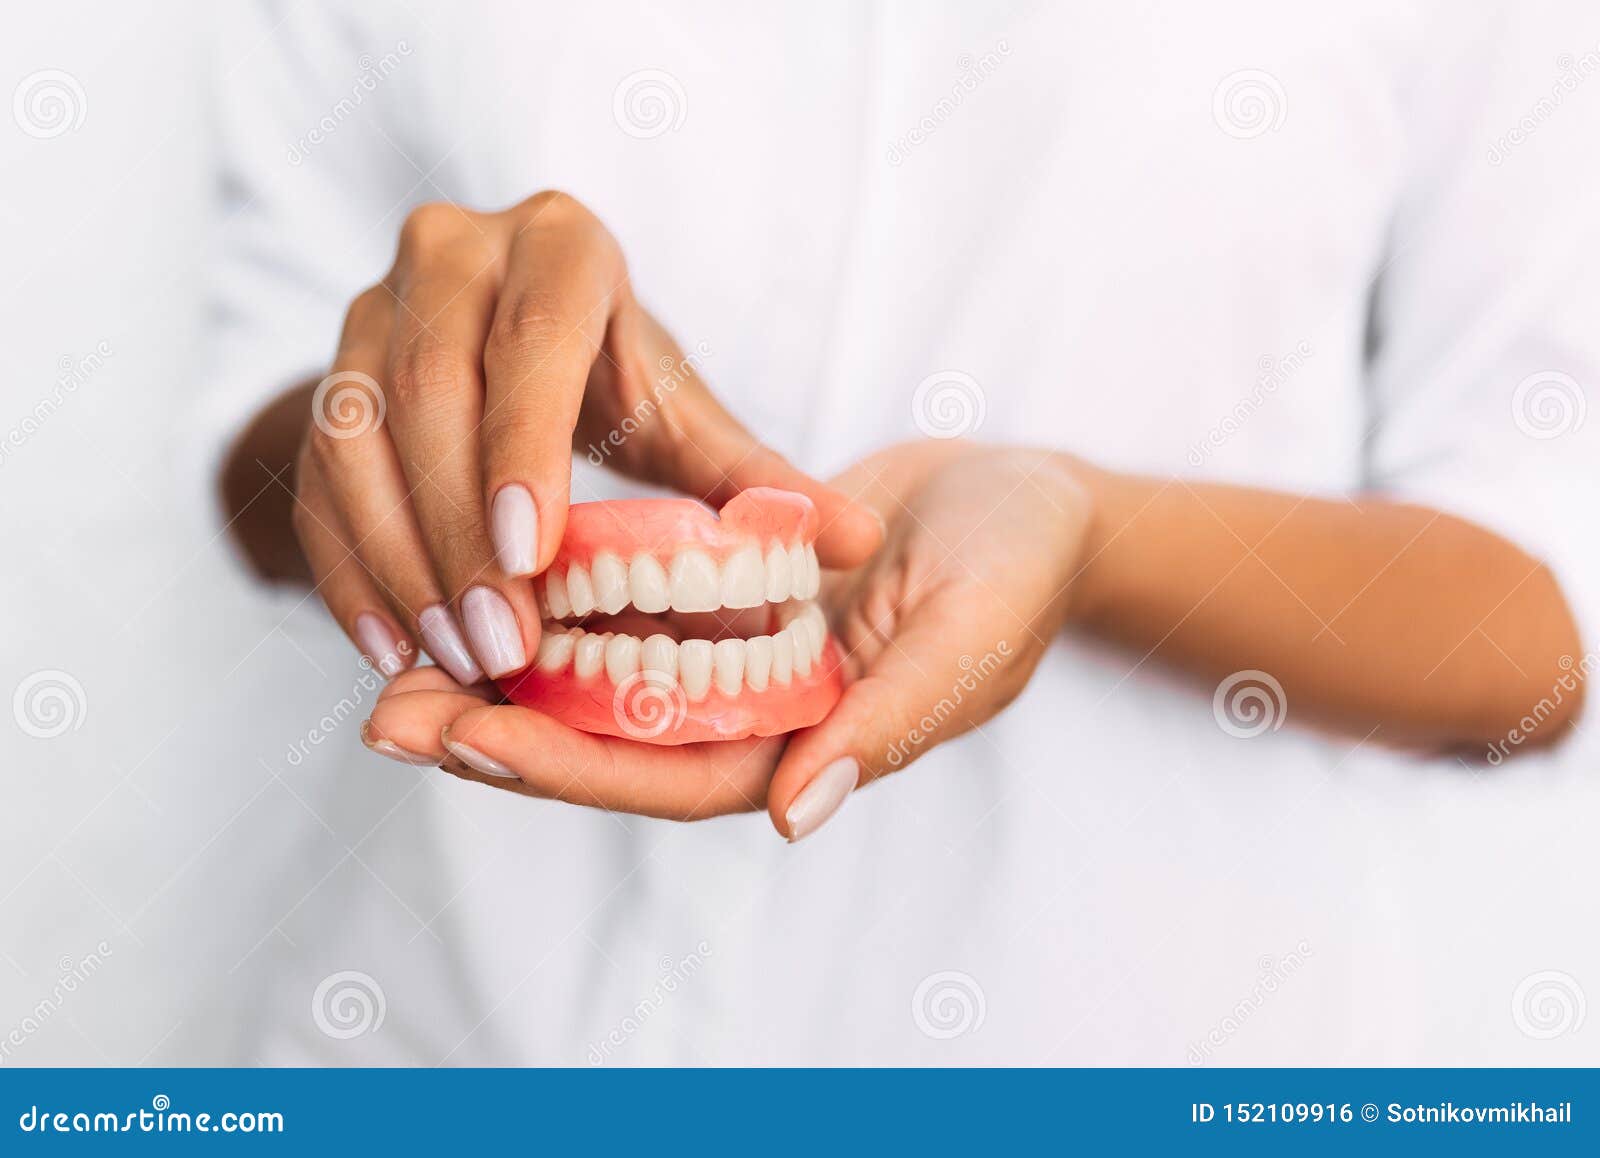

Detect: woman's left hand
362,441,1094,840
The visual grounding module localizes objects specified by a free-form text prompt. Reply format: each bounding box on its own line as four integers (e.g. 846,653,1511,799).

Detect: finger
439,704,780,820
376,664,498,703
481,193,625,574
366,683,492,763
383,204,542,679
308,286,484,686
292,455,415,680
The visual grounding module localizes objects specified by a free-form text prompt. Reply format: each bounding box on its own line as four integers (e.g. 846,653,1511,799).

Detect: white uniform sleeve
191,1,429,536
1366,2,1600,658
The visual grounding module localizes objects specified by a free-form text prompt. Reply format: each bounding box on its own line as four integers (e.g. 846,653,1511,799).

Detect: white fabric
29,0,1595,1064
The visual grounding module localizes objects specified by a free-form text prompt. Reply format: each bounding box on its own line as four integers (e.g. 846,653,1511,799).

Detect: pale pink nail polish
354,612,407,678
360,721,437,767
461,586,527,677
418,604,485,685
491,484,540,576
443,736,518,779
785,756,859,842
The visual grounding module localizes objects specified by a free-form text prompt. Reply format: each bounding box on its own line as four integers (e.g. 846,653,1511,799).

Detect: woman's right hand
291,191,883,684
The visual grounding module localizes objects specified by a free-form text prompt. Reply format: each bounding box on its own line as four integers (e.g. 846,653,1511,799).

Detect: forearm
218,379,316,583
1068,464,1584,748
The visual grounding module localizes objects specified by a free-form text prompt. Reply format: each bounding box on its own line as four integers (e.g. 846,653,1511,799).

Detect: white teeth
573,631,606,680
604,633,641,684
565,563,596,617
744,635,772,691
678,639,713,702
764,543,791,603
591,552,630,615
544,569,572,619
669,550,721,613
629,553,671,614
789,624,814,676
787,541,807,600
802,545,821,599
641,634,678,681
799,604,826,658
535,630,574,673
713,638,746,696
720,545,766,609
770,630,794,685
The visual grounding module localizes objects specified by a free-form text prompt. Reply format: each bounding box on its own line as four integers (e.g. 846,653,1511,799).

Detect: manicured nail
785,756,858,842
354,612,407,678
442,734,518,779
461,586,527,677
418,603,485,685
491,484,540,576
360,721,437,767
868,507,888,538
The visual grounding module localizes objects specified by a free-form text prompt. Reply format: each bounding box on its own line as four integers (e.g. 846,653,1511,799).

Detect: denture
497,488,843,744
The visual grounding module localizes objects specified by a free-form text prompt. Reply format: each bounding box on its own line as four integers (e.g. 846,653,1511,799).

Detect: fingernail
354,612,407,678
361,721,437,767
461,586,527,677
419,603,485,685
785,756,858,842
491,484,540,576
868,507,887,538
442,734,518,779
